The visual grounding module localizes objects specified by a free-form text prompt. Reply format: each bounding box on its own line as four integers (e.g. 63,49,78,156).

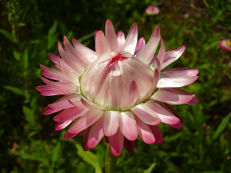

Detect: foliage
0,0,231,172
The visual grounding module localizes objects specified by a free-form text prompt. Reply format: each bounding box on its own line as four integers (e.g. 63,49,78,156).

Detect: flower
145,5,160,16
36,19,199,157
219,39,231,52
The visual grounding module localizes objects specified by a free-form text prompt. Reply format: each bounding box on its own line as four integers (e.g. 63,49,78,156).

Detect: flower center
107,53,128,68
80,52,155,111
224,40,231,47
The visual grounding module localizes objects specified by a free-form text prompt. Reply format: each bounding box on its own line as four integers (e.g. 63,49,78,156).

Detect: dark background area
0,0,231,172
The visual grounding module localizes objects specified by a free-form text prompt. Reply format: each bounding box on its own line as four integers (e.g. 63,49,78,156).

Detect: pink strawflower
36,20,199,157
219,39,231,52
145,5,160,16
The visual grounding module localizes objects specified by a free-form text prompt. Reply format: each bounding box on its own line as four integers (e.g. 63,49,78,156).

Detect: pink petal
134,37,145,54
119,112,138,141
161,68,199,77
72,38,97,63
135,117,155,144
152,88,198,105
53,106,86,123
82,129,90,151
105,19,118,51
146,101,180,125
136,26,160,64
122,23,138,55
58,41,83,73
156,38,165,65
117,31,125,51
64,109,103,138
86,117,104,149
63,36,88,67
131,104,161,125
161,45,185,70
42,94,78,115
108,129,124,157
170,121,183,129
48,53,60,69
95,30,109,56
157,68,199,88
109,68,126,108
40,65,66,81
157,76,198,88
145,5,160,16
124,139,135,152
119,58,155,105
36,77,77,96
150,126,163,144
219,40,231,52
54,120,72,131
103,111,120,136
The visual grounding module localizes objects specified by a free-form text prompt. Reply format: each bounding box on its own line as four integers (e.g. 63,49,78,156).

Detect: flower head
36,20,199,156
145,5,160,16
219,39,231,52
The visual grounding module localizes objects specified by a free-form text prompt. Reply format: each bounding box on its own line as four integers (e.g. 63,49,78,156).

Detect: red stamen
107,53,128,68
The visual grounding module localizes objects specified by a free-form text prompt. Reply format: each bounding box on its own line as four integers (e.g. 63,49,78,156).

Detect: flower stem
105,144,116,173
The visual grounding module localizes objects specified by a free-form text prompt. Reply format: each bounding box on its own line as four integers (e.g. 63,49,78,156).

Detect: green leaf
0,29,14,41
78,32,94,42
3,85,25,96
52,142,61,167
76,143,102,173
23,49,29,69
143,163,156,173
47,20,58,50
12,151,47,164
213,112,231,140
23,106,35,126
13,50,21,61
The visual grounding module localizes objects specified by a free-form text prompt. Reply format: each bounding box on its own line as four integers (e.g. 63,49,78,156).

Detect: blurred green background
1,0,231,172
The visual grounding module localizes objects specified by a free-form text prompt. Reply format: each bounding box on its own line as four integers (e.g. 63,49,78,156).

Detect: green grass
1,0,231,172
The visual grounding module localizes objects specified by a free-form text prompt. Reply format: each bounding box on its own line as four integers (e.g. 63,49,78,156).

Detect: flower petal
72,38,97,63
48,53,61,69
135,116,155,144
63,36,88,67
124,139,135,152
40,65,66,81
157,68,199,88
103,111,120,136
95,30,109,56
58,41,83,73
108,129,124,157
219,40,231,52
119,112,138,141
86,117,104,149
161,45,185,70
53,106,86,123
54,120,72,131
156,38,165,65
152,88,198,105
132,104,161,125
42,94,78,115
117,31,125,51
150,126,163,144
161,67,199,77
135,37,145,54
136,26,160,64
64,109,103,138
36,77,77,96
170,121,183,129
105,19,118,51
146,101,180,125
122,23,138,55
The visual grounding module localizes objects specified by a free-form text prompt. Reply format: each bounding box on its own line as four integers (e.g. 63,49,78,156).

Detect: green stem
105,144,116,173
